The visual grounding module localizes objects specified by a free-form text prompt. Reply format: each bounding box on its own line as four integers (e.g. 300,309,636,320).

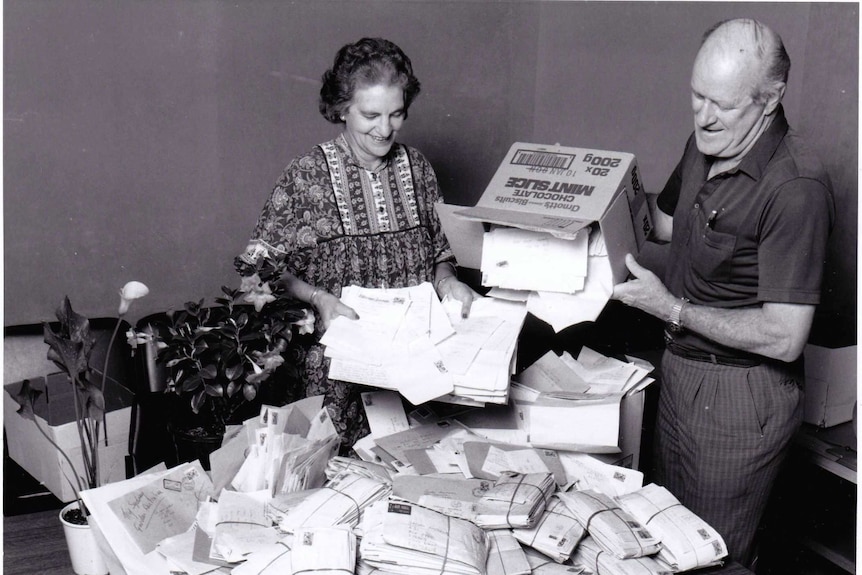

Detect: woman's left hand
437,277,479,318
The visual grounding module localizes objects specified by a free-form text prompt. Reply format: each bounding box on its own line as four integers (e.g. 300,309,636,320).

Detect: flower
294,309,316,335
155,255,312,435
240,274,276,312
118,281,150,315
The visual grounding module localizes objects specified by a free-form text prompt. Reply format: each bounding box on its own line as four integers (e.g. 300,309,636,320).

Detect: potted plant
152,255,313,468
13,281,149,575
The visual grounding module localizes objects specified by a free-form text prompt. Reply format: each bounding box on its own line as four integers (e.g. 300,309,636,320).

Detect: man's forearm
679,301,815,362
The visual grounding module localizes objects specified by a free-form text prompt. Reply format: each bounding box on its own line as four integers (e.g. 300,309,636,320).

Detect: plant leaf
224,363,243,381
199,364,218,380
226,380,239,398
81,378,106,420
190,389,206,414
13,379,45,421
204,383,224,397
43,324,87,377
181,374,203,393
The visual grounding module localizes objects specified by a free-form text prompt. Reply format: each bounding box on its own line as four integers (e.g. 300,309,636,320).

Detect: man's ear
763,81,786,115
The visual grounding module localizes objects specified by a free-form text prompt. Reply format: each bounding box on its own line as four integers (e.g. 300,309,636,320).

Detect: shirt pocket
690,227,736,282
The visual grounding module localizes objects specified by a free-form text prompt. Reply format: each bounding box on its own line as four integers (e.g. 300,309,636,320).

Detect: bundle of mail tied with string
321,282,527,406
436,142,652,333
78,392,728,575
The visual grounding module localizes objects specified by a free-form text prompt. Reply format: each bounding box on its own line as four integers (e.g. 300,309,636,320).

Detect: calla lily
118,281,149,315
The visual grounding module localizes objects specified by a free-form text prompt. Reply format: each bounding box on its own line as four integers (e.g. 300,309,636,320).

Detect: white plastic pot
59,502,109,575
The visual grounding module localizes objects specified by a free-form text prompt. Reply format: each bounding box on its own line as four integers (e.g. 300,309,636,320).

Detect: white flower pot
59,502,109,575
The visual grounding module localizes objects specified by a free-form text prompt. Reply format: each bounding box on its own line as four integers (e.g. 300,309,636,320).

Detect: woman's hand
436,277,479,318
312,291,359,332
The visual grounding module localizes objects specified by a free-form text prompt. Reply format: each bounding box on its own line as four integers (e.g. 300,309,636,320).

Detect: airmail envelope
438,142,652,284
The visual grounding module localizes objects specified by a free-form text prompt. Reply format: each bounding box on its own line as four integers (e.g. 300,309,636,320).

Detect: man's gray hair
702,18,790,103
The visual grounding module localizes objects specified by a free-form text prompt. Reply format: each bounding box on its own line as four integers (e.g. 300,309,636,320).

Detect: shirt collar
730,105,789,180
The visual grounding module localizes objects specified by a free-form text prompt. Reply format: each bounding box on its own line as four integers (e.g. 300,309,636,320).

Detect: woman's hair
319,37,421,124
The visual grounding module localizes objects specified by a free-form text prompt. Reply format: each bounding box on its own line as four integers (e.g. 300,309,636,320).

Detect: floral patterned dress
242,133,455,452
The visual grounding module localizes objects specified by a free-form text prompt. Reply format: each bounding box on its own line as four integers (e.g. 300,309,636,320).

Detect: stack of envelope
322,283,526,405
211,490,282,563
556,489,661,559
358,500,489,575
478,225,619,332
485,529,531,575
523,546,587,575
229,526,356,575
213,397,340,496
289,526,357,575
570,536,673,575
391,474,489,523
617,484,727,571
269,471,391,532
511,494,584,562
480,227,589,294
474,471,556,529
325,455,394,485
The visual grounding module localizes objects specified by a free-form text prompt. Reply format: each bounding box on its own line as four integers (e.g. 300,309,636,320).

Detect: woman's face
342,83,405,167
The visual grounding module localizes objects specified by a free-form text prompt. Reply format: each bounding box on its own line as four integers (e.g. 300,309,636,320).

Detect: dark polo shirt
656,106,834,358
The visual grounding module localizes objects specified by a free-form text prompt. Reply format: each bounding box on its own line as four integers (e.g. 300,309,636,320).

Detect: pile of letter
479,226,617,332
322,283,528,405
80,391,728,575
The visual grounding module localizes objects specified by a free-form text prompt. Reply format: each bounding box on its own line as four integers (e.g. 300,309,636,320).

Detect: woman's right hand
312,291,359,332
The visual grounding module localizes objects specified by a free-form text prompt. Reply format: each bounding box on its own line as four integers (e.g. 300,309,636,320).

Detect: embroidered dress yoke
245,134,455,451
249,133,454,293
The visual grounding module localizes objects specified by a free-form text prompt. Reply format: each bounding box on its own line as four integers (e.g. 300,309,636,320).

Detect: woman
239,37,475,453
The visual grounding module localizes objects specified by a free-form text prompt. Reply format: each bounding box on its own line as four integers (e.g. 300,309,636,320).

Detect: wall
4,1,857,343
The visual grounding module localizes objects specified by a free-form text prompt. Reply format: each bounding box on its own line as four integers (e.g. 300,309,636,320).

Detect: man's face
690,46,770,160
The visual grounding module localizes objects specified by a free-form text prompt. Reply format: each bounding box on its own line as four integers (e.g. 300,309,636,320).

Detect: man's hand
611,253,677,320
613,254,814,361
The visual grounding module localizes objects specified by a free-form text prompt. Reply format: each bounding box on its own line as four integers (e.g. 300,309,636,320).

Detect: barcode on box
511,149,575,170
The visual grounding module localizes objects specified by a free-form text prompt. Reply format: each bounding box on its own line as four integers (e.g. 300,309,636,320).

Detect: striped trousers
654,350,803,566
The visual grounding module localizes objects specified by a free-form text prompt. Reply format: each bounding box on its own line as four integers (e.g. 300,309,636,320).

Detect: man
612,18,834,566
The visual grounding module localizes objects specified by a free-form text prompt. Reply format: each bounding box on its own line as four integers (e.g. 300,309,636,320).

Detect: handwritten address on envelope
107,461,215,554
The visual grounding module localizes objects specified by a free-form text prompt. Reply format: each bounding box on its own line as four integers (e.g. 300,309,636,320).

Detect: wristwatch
666,298,689,333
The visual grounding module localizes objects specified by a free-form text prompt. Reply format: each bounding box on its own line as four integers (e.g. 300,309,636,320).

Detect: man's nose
695,100,716,126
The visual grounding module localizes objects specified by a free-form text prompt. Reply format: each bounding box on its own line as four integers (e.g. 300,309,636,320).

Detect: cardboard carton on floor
4,372,133,502
803,344,857,428
455,388,646,471
437,142,652,283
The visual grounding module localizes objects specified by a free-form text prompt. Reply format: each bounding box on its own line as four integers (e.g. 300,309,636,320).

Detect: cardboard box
441,142,652,283
517,389,645,470
4,372,134,502
803,344,858,428
594,389,645,470
454,388,646,471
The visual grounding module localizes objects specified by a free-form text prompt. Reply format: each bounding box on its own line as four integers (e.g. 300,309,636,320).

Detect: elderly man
612,18,834,565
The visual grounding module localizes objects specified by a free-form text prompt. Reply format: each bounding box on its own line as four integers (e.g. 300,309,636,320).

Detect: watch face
666,321,682,334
